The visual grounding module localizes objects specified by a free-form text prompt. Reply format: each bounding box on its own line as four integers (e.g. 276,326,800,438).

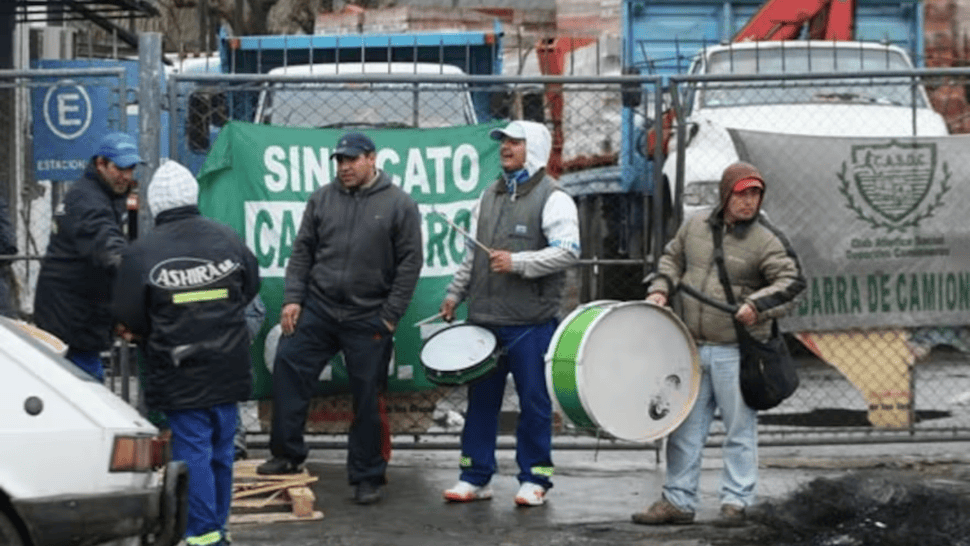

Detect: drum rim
550,300,702,442
421,322,499,381
424,356,498,385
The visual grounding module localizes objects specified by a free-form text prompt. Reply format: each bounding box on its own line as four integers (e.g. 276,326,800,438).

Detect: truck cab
665,40,949,219
253,62,479,129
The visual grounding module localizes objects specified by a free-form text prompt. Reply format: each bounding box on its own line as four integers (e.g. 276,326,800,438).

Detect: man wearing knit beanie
113,160,260,546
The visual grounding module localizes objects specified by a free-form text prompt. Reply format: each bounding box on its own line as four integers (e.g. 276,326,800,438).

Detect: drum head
550,301,700,442
421,324,497,373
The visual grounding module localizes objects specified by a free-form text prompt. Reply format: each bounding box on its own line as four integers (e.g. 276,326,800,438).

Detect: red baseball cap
733,176,765,193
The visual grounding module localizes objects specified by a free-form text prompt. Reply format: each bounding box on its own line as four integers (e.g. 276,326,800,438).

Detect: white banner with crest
728,129,970,331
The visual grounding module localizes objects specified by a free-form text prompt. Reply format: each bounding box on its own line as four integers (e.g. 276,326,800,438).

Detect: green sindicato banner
198,121,503,397
729,129,970,331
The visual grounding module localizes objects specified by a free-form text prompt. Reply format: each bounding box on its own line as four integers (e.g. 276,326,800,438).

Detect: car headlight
683,181,719,207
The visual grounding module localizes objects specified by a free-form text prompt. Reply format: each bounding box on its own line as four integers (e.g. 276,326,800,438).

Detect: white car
664,40,949,219
0,318,187,546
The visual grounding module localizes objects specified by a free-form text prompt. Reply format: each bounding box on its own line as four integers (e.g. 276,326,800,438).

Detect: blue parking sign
31,59,134,181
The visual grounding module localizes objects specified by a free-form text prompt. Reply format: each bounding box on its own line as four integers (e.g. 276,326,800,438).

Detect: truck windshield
701,47,926,108
257,83,476,128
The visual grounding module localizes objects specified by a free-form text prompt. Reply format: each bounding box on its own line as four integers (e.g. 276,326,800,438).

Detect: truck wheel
0,509,25,546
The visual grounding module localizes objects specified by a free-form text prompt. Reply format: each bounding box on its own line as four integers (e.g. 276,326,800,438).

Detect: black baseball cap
330,132,376,159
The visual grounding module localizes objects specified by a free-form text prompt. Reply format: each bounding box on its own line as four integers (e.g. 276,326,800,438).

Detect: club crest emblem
838,140,950,231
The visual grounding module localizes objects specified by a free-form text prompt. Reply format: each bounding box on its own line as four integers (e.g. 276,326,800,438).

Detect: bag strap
711,223,779,339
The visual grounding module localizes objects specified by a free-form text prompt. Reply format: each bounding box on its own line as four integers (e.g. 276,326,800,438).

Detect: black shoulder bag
712,225,799,411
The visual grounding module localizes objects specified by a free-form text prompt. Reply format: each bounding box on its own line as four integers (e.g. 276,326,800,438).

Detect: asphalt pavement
226,438,970,546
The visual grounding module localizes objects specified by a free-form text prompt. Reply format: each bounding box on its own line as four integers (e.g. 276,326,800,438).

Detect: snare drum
545,300,700,442
421,323,499,386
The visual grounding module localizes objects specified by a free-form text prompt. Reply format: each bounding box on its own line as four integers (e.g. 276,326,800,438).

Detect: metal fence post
138,32,162,234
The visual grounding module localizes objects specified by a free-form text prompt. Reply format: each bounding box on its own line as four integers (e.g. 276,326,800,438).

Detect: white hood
490,120,552,176
519,120,552,176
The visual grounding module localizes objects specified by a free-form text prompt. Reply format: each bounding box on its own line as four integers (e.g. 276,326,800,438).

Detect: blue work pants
166,403,237,542
66,348,104,382
458,320,556,489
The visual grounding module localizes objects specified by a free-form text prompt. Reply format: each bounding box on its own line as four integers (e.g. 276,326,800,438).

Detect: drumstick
432,209,492,254
413,312,444,327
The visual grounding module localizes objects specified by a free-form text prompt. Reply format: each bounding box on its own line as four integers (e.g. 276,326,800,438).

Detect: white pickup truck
253,62,479,129
0,318,187,546
664,40,949,219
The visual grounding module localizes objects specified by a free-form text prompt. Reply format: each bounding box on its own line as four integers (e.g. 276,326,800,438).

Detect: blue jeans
459,320,557,489
166,403,237,541
662,344,758,512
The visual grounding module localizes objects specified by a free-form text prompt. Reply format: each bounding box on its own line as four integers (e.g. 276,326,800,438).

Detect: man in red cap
635,161,805,527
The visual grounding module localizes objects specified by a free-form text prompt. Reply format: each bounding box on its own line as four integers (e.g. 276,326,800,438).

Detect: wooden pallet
230,460,324,524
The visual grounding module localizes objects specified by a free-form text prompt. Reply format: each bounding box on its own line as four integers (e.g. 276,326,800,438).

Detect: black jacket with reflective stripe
112,206,260,410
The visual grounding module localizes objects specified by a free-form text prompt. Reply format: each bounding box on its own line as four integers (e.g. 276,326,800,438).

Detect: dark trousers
269,298,393,486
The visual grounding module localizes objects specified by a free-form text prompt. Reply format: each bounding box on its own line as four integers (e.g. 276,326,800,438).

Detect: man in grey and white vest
439,120,580,507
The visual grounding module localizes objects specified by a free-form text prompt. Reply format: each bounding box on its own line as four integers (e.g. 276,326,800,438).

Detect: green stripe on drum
549,305,607,429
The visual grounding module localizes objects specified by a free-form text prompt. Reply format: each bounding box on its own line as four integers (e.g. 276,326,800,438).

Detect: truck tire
0,509,25,546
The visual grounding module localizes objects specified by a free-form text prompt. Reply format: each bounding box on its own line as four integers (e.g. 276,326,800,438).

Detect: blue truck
174,25,504,174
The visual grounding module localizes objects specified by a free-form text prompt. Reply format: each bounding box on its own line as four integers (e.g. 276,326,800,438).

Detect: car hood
692,103,949,137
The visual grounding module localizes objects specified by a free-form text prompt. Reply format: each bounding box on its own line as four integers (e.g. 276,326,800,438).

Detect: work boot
354,482,383,505
631,497,695,525
713,503,747,527
255,457,302,475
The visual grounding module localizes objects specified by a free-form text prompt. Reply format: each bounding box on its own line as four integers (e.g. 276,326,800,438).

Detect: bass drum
545,300,700,442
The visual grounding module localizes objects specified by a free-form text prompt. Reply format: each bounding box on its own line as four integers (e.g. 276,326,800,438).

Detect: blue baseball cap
94,131,143,169
330,132,376,159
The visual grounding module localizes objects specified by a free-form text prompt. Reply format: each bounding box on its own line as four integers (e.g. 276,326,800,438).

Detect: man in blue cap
257,131,423,506
34,131,143,381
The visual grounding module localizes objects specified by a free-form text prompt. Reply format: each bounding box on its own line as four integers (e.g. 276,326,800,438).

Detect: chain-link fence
166,70,666,446
6,59,970,450
166,66,970,448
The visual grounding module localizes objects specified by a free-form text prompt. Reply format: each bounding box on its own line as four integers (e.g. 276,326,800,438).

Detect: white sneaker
443,480,493,502
514,482,547,506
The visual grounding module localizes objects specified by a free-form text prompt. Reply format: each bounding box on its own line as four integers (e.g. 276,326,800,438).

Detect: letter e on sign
43,81,93,140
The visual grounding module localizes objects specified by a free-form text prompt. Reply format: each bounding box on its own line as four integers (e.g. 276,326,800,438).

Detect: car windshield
257,82,476,128
699,47,926,108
